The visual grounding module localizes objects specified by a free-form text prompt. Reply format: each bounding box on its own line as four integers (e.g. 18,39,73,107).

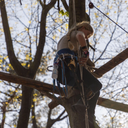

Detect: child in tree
52,21,102,128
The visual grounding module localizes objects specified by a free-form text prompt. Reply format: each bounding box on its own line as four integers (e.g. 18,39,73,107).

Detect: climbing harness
52,48,78,96
88,1,128,34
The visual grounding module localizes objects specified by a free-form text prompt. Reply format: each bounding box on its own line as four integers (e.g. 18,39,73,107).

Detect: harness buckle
68,59,76,70
71,55,73,60
62,54,65,60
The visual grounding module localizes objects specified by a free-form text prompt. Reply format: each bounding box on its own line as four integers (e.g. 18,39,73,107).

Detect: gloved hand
82,50,89,58
78,50,89,66
78,57,88,66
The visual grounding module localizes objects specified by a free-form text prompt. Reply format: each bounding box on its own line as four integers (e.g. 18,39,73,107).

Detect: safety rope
72,0,89,128
88,2,128,34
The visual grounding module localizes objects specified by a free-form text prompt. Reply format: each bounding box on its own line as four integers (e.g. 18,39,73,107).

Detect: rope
47,65,53,72
89,2,128,34
79,50,89,128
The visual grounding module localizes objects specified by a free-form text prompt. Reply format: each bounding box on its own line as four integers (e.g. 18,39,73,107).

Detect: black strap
81,46,87,50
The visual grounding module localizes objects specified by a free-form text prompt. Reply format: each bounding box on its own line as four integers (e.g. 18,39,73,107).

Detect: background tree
0,0,128,128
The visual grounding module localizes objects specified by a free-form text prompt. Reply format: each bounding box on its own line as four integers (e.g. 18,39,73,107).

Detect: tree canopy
0,0,128,128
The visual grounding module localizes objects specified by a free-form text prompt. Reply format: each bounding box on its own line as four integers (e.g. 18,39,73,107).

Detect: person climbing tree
52,21,102,128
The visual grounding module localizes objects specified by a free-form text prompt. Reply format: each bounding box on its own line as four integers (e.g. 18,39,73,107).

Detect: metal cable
89,2,128,34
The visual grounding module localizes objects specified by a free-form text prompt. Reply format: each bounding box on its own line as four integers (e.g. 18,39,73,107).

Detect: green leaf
59,10,65,16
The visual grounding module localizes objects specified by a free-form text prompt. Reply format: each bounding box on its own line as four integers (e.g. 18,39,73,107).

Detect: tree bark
0,0,57,128
67,0,96,127
0,0,27,75
67,1,128,127
61,0,69,11
1,71,128,113
17,0,58,127
93,48,128,78
69,0,90,28
0,71,62,94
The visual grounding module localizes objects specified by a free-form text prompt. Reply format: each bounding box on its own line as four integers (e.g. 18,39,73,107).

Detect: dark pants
66,64,102,128
77,66,102,94
76,66,101,128
55,49,102,127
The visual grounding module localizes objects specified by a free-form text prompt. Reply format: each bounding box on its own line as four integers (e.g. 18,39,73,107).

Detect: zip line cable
89,2,128,34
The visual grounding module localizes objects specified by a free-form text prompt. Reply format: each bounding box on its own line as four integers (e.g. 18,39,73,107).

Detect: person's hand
78,57,88,66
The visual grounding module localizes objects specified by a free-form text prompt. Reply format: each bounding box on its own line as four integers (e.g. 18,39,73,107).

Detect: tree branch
97,97,128,113
1,85,20,128
61,0,69,11
30,0,57,76
93,48,128,78
0,71,128,113
56,110,67,121
46,109,67,128
0,0,27,76
32,99,39,128
38,0,44,8
0,71,64,95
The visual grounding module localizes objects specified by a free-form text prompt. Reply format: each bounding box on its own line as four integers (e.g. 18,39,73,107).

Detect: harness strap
53,79,56,92
61,59,68,96
57,80,61,90
52,48,80,97
61,60,65,84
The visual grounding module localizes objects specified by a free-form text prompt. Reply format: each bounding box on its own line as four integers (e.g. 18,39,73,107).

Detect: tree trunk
0,0,57,128
66,0,97,128
69,0,90,28
17,0,57,127
17,85,33,128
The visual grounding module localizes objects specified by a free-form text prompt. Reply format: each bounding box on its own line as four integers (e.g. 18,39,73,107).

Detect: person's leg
72,66,101,127
83,68,102,94
87,91,100,128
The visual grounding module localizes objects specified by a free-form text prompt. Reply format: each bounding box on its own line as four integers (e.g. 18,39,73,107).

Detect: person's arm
76,31,88,51
76,31,89,66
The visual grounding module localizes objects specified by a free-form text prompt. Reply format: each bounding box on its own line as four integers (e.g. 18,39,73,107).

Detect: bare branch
0,0,27,76
32,99,39,128
0,71,64,95
61,0,69,11
97,97,128,113
19,0,22,5
1,85,20,128
93,48,128,78
0,65,128,113
30,0,57,75
38,0,44,8
56,110,68,121
46,109,67,128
